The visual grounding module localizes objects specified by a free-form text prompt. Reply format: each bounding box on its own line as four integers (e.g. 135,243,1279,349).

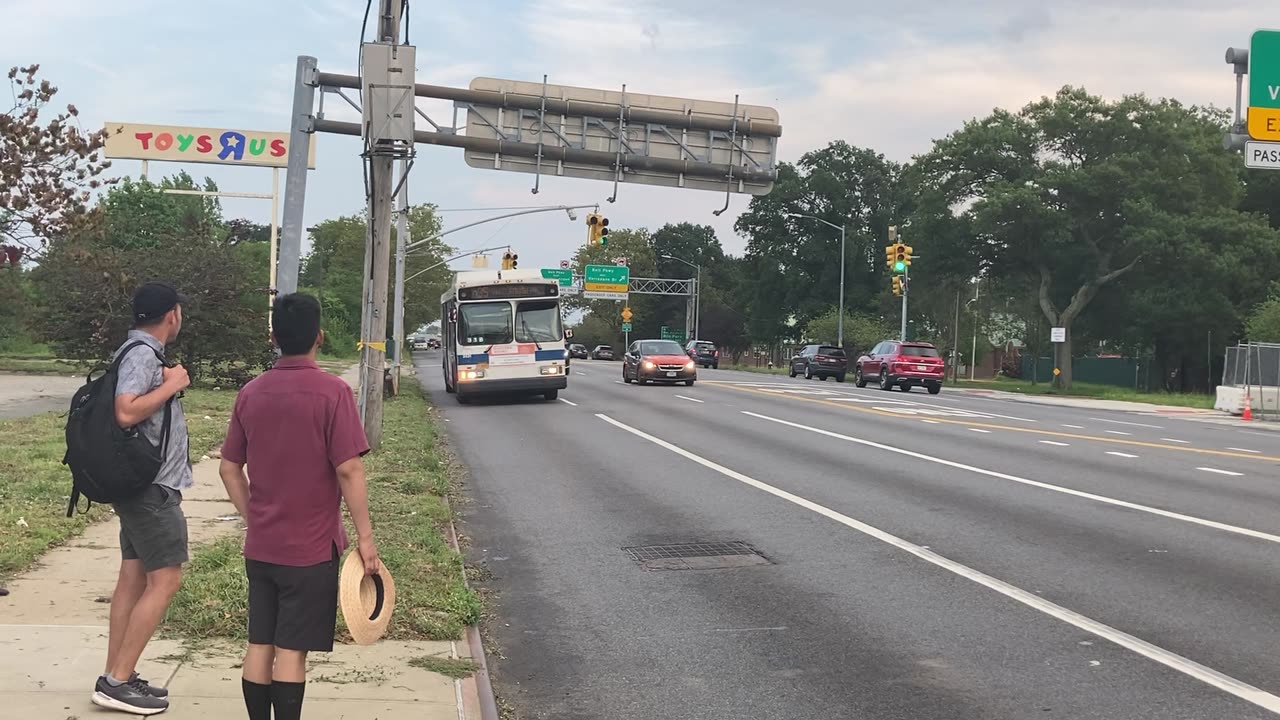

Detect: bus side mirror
565,329,574,338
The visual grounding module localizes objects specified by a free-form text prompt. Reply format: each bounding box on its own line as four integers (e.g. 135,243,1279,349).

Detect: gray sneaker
92,675,169,715
129,672,169,698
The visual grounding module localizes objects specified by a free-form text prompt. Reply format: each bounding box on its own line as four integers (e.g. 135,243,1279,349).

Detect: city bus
440,269,568,403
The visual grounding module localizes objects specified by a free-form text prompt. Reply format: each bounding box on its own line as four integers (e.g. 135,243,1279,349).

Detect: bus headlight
540,365,561,376
460,369,485,381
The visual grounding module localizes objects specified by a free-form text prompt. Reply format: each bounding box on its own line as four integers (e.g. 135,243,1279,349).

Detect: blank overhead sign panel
459,77,781,195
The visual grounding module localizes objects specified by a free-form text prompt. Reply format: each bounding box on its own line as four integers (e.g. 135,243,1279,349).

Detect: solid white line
1091,417,1163,429
1161,438,1190,444
1241,430,1280,438
739,411,1280,545
1040,441,1070,447
1063,424,1085,429
1198,467,1245,477
558,398,578,406
1227,447,1260,454
594,412,1280,715
968,428,991,433
576,371,587,376
1105,430,1132,436
614,380,624,385
675,395,704,403
1106,451,1139,459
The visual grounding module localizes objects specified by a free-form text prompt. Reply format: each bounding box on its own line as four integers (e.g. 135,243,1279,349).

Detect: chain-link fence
1222,343,1280,388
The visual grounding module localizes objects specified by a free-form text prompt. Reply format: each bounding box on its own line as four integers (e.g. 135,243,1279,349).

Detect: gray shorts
114,484,189,572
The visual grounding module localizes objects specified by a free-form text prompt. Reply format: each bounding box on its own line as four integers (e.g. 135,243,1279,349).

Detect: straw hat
339,550,396,645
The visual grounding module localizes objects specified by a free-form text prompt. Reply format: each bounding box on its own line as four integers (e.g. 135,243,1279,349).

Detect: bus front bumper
457,376,568,396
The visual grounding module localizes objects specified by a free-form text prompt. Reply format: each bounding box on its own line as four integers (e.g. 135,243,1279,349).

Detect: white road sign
1245,141,1280,169
559,259,570,269
1050,327,1066,343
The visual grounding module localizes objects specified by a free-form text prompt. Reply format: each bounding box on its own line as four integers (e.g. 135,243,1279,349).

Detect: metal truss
628,277,693,296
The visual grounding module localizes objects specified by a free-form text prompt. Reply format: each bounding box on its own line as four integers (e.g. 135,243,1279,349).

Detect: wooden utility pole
358,0,403,449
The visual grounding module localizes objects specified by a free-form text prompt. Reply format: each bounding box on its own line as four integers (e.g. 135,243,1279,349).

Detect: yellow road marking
702,382,1280,464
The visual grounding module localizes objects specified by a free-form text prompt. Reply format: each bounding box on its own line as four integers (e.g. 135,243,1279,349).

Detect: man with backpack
89,281,193,716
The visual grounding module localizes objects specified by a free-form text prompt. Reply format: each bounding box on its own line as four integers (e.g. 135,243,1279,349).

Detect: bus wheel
544,390,559,401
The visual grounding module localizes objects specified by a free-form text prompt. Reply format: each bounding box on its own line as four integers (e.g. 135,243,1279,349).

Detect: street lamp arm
785,212,843,233
406,203,599,253
404,245,509,284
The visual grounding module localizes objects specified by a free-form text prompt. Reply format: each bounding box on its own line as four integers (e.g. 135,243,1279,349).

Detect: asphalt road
413,351,1280,720
0,374,80,420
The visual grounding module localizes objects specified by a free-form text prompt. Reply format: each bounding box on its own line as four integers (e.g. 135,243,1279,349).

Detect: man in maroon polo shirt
218,293,380,720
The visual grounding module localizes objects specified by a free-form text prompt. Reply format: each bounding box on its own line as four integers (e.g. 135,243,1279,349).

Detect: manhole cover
622,541,770,571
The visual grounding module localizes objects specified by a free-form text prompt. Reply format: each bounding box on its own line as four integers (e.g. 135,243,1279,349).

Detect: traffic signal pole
900,265,909,341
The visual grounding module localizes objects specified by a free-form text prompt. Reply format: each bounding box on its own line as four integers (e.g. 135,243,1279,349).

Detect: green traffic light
893,261,906,273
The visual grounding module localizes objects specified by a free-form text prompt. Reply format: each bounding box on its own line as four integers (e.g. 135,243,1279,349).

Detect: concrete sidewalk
0,364,484,719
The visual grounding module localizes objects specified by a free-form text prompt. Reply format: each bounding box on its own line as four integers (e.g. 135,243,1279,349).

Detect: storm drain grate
623,541,770,571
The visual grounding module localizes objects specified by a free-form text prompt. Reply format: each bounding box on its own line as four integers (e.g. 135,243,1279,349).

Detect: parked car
684,340,720,369
427,337,441,349
566,343,589,359
789,344,848,381
411,337,429,350
591,345,616,361
623,339,697,386
855,340,945,393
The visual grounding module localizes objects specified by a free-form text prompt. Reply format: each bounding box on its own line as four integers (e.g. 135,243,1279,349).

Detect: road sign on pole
621,322,632,332
621,306,633,322
1244,140,1280,168
659,326,685,343
1050,327,1067,343
559,259,570,269
583,264,630,300
461,77,780,196
1249,30,1280,141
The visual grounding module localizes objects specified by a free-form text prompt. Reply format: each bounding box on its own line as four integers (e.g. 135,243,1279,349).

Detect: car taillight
715,350,719,357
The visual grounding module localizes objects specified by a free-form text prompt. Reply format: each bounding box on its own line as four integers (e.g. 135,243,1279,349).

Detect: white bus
440,269,568,403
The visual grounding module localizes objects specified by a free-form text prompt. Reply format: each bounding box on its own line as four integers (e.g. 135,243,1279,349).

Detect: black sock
241,678,272,720
270,680,306,720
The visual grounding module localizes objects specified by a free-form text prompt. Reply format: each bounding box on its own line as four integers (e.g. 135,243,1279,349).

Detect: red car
854,340,945,394
623,339,697,386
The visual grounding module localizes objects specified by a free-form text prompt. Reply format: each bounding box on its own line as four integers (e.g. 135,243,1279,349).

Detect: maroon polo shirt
221,357,369,567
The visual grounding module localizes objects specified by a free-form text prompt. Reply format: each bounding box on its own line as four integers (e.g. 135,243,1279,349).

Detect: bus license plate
666,371,677,377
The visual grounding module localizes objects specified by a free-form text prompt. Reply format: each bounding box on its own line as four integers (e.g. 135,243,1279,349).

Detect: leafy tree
1,64,116,257
1246,288,1280,343
801,310,892,355
568,228,663,338
916,87,1240,388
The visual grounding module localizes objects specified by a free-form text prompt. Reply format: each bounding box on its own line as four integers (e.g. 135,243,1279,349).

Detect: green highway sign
540,268,573,286
584,264,629,300
659,326,685,343
621,322,632,332
1250,30,1280,140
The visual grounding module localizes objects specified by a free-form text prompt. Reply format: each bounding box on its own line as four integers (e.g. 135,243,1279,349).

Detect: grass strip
953,377,1215,409
0,388,236,579
163,376,479,642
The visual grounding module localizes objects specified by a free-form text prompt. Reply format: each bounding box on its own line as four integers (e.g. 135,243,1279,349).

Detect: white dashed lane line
1105,430,1132,436
1063,424,1085,429
1106,451,1139,459
1090,417,1164,429
968,428,992,434
675,395,704,404
558,398,578,406
1161,438,1190,444
1198,467,1245,477
1040,441,1070,447
1227,447,1260,454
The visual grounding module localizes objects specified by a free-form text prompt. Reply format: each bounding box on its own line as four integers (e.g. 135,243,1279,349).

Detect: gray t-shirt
113,330,192,492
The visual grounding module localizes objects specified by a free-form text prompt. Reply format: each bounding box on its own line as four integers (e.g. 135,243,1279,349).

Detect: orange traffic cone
1242,403,1254,421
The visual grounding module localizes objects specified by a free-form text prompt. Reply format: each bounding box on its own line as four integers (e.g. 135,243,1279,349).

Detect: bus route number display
458,283,558,301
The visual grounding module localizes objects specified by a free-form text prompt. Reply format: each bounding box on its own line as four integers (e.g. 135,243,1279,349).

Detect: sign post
1050,326,1067,388
584,264,630,300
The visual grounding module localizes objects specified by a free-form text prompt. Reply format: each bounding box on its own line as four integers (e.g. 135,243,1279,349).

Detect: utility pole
276,56,318,296
358,0,405,449
952,289,961,383
391,159,409,395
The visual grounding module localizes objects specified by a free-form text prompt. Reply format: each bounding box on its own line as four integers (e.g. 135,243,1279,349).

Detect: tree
802,310,891,354
29,173,272,385
1246,289,1280,343
568,228,661,338
650,222,725,339
1,64,116,257
916,87,1241,388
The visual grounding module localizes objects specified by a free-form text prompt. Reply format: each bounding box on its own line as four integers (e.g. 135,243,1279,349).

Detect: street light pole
786,213,846,347
661,254,701,341
970,277,980,381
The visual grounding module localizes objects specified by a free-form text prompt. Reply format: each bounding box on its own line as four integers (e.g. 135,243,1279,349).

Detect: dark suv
855,340,945,393
685,340,720,369
789,344,848,382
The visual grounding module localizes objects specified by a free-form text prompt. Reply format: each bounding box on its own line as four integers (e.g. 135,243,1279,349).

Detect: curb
445,508,501,720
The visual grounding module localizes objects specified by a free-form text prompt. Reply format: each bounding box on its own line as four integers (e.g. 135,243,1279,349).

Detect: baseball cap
132,281,188,324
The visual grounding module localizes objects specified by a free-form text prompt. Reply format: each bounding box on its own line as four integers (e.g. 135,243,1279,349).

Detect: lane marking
968,428,992,434
1063,424,1085,429
1106,451,1139,459
738,410,1280,545
1227,447,1260,454
1199,467,1245,477
576,372,587,376
676,395,704,404
558,398,578,407
1161,438,1190,444
920,419,942,424
1105,430,1133,436
1090,417,1164,429
614,381,624,385
702,384,1280,463
1040,441,1070,447
594,412,1280,715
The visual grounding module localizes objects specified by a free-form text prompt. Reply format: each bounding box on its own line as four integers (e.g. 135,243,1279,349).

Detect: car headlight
642,360,655,370
685,361,695,370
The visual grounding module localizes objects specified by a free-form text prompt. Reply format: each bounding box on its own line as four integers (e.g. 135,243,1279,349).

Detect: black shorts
114,484,189,572
246,547,340,652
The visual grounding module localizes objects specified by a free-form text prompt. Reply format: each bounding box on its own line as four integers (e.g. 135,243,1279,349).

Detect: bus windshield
459,302,513,345
515,299,563,343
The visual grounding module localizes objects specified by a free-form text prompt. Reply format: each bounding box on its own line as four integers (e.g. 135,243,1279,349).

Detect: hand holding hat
339,541,396,646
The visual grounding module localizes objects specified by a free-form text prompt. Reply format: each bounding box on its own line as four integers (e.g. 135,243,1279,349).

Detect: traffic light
901,244,913,268
587,213,610,246
892,243,907,273
884,245,896,269
501,251,516,270
510,252,518,269
892,276,903,296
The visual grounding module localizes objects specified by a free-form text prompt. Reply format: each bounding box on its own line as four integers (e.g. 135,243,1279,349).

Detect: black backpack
63,341,174,517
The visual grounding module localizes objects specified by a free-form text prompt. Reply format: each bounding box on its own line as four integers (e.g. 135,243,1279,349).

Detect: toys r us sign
103,122,317,169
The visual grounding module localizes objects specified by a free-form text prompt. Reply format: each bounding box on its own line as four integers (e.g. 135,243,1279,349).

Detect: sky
1,0,1273,275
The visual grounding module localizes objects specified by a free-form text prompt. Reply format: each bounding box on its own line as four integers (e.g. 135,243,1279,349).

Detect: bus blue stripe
535,349,567,361
459,353,489,364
